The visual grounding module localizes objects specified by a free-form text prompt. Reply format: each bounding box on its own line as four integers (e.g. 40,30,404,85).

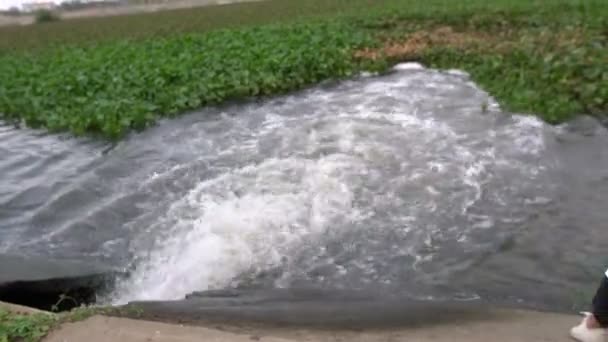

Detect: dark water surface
2,64,607,311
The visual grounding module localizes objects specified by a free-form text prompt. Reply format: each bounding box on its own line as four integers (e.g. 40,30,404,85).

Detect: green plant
51,294,79,312
34,10,59,24
0,304,144,342
61,305,139,322
0,309,57,342
0,0,605,139
0,22,383,139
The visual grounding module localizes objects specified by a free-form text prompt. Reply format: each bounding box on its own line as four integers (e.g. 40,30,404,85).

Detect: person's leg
570,270,608,342
592,271,608,328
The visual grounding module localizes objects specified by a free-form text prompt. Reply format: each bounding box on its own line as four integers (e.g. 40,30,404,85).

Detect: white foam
445,69,470,78
393,62,425,71
113,153,363,302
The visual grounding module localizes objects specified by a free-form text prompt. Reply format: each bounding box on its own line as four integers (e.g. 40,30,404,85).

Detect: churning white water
106,63,559,303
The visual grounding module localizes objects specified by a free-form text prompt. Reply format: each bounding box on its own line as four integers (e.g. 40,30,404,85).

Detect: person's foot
571,312,606,342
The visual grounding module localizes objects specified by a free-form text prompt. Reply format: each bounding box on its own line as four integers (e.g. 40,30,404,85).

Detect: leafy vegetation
357,2,607,123
0,309,56,342
0,22,383,138
421,40,607,124
0,0,606,139
34,10,60,24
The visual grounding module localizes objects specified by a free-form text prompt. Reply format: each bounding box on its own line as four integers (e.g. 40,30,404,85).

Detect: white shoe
570,312,607,342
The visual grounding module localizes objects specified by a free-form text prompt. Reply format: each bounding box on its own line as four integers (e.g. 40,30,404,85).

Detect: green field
0,0,606,138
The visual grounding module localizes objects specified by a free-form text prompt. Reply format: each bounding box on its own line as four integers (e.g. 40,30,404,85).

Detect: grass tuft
0,305,143,342
0,309,57,342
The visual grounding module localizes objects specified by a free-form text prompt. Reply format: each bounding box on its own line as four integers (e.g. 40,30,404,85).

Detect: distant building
22,1,57,12
59,0,123,11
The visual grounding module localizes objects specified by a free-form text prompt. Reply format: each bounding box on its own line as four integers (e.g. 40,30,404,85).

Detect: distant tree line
1,7,23,16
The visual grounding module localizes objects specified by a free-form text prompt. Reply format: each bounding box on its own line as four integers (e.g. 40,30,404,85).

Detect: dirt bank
43,309,578,342
0,14,32,26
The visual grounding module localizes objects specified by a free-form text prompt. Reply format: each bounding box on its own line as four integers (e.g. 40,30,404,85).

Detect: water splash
109,65,558,303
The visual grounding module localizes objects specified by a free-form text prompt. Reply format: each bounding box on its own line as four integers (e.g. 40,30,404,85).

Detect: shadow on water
125,287,509,329
1,64,608,316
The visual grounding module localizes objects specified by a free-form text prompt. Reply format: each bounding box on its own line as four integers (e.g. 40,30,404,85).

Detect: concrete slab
44,309,579,342
44,315,294,342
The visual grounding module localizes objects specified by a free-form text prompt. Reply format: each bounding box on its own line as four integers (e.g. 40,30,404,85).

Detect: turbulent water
1,64,608,310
